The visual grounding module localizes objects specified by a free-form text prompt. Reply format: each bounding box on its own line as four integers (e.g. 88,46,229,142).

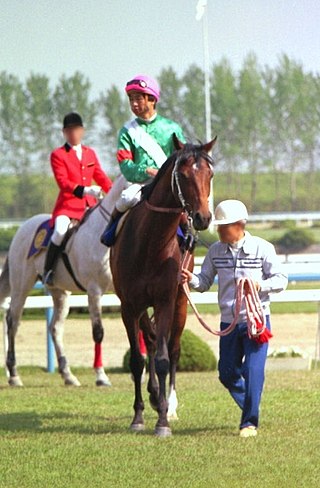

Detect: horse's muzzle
193,211,212,231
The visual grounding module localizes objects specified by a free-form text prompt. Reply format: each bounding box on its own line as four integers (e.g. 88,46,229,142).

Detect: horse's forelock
141,143,214,201
178,143,215,170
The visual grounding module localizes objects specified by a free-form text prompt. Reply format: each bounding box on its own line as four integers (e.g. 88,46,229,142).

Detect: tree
181,64,205,140
271,55,315,210
53,72,97,144
99,84,130,169
157,67,186,133
25,74,56,212
211,58,242,194
0,72,34,216
237,54,268,211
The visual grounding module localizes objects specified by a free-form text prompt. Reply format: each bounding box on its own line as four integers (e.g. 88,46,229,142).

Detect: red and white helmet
125,74,160,101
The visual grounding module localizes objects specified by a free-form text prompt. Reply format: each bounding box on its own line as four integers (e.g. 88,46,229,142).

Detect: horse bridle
170,150,214,220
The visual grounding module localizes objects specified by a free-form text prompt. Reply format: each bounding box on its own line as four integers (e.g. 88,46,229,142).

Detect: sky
1,0,320,99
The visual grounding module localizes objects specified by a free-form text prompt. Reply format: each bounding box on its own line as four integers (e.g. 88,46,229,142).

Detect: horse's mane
141,143,214,201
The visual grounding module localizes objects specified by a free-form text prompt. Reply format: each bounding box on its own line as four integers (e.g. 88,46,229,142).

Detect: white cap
213,199,248,225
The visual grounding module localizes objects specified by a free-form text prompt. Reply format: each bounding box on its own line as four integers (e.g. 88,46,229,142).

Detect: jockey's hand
181,268,193,284
146,168,158,177
84,185,102,198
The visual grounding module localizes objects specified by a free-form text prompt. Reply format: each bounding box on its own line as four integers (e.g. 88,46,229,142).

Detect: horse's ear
173,133,185,150
203,135,217,154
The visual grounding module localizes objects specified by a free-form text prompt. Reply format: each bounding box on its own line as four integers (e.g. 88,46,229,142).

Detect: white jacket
190,232,288,323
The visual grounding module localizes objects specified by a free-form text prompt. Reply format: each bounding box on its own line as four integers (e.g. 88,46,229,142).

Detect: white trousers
51,215,71,246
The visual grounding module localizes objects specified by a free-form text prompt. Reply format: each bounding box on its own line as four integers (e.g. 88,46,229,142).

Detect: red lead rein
181,251,273,344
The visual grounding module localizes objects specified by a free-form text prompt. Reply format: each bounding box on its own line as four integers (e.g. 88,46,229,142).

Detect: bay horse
0,175,127,387
111,136,216,436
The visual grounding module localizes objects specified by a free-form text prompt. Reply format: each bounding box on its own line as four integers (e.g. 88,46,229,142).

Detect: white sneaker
240,426,257,438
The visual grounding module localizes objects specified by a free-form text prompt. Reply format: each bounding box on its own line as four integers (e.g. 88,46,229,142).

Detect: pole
199,1,214,232
203,5,212,144
45,290,55,373
3,308,10,378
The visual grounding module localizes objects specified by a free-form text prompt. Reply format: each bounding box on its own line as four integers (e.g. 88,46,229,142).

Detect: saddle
27,208,95,259
100,211,130,247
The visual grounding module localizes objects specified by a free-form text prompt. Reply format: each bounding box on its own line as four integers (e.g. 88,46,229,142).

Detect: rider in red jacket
44,112,113,286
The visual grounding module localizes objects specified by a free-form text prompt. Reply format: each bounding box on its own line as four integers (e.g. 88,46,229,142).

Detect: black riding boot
43,241,61,286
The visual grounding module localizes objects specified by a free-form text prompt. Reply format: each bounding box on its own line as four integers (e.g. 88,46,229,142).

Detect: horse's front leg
154,303,175,437
167,286,189,420
122,305,145,431
87,288,112,387
50,289,80,386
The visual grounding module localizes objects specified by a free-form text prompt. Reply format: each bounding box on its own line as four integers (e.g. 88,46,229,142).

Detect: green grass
0,369,319,487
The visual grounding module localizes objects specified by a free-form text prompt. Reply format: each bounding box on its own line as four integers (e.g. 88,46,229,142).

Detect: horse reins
144,200,183,214
145,149,213,221
181,249,272,343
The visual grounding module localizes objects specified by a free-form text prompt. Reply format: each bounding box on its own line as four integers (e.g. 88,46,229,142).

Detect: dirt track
0,312,318,369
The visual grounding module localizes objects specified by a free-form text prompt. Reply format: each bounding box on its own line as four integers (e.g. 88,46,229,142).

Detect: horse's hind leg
122,305,145,431
6,303,25,387
87,289,111,387
6,277,37,386
49,289,80,386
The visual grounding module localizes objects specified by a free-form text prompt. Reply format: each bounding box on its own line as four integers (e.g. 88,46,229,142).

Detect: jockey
44,112,113,286
100,74,186,245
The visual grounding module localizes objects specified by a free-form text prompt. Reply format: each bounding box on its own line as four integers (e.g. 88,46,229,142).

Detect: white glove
83,185,102,198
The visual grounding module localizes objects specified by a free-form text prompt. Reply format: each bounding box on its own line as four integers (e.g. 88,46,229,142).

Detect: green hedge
0,227,18,252
177,330,217,372
123,329,217,373
274,228,315,252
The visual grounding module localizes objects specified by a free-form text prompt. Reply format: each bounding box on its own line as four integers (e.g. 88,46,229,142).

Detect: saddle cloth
27,219,53,258
27,217,82,259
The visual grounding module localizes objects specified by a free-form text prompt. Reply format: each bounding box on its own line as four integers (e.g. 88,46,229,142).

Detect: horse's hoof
8,376,23,387
96,378,112,387
64,375,81,386
155,426,172,438
130,423,145,432
95,368,112,387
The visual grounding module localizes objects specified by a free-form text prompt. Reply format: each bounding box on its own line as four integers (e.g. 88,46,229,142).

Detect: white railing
2,289,320,374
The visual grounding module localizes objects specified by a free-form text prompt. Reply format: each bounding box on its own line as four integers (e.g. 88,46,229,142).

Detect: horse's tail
0,257,10,306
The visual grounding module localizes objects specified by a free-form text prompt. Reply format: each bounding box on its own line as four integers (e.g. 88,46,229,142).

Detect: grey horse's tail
0,257,10,306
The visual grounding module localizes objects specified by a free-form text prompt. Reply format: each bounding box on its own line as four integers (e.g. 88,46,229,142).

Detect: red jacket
50,143,113,225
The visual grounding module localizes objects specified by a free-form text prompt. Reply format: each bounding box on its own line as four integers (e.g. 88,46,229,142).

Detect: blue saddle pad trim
27,219,53,258
101,221,186,248
100,219,119,247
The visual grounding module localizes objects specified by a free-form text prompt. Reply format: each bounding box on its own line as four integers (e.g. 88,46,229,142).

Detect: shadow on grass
0,410,234,437
0,411,133,435
172,424,236,436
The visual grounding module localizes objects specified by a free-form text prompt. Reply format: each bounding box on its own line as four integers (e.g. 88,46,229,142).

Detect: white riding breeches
51,215,71,246
115,183,143,213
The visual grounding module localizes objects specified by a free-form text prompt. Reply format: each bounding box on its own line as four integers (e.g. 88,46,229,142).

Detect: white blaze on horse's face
192,162,200,172
177,153,213,231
